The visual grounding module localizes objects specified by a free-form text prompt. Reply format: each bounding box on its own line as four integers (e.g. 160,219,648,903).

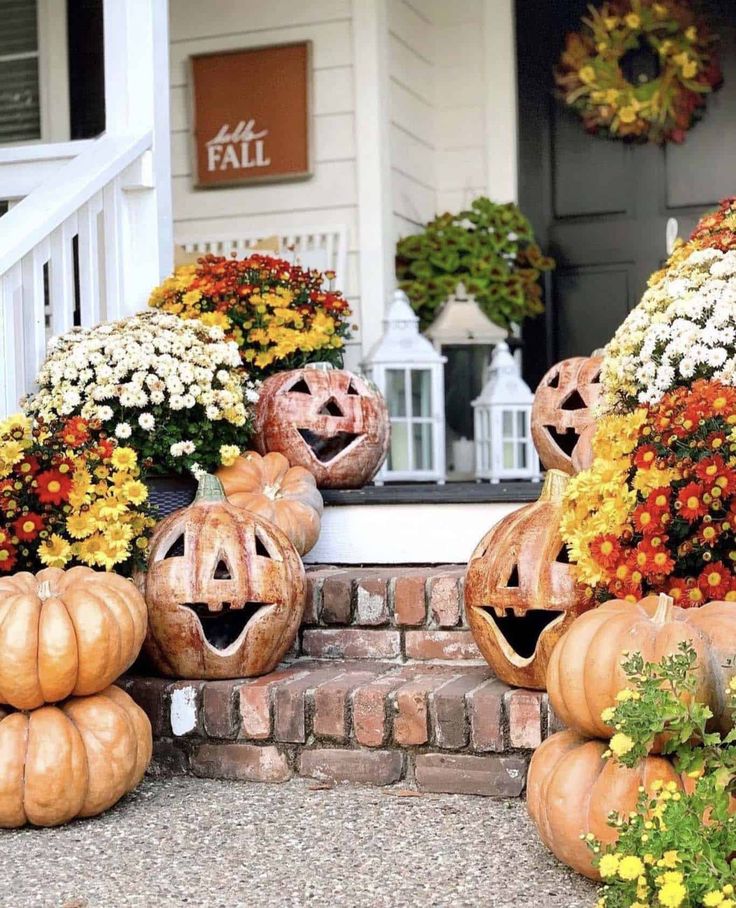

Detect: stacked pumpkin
527,593,736,879
464,352,603,689
0,567,152,827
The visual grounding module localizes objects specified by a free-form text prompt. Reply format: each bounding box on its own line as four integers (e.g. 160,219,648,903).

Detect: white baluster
78,195,102,327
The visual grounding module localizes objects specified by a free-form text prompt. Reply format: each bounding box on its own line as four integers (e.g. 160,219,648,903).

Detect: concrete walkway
2,778,597,907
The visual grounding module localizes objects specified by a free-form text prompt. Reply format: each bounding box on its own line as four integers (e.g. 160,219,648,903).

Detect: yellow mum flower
703,892,724,907
123,481,148,507
619,106,638,125
625,12,641,29
200,311,232,331
598,853,620,878
38,534,73,568
618,855,645,881
615,688,640,702
659,880,687,907
66,512,97,540
609,733,634,757
661,851,679,868
111,447,138,472
600,707,616,723
220,445,241,467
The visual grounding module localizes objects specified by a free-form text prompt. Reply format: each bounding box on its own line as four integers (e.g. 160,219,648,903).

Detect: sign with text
190,42,311,188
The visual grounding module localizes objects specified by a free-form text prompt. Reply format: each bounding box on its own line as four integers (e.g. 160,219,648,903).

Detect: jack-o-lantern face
531,356,602,475
142,475,305,680
254,365,389,489
464,470,592,690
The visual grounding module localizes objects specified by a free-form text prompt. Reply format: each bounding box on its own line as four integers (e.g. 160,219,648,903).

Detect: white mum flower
138,413,155,431
115,422,132,439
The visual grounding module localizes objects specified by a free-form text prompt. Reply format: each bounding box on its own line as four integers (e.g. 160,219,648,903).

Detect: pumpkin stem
37,580,54,601
653,593,674,624
540,469,569,503
195,473,227,503
304,361,334,372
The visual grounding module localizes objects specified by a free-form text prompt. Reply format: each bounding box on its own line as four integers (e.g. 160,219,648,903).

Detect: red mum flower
60,417,90,447
589,535,623,570
634,445,658,470
698,561,733,600
676,482,708,521
633,503,663,535
646,488,672,516
666,577,689,605
697,522,721,548
94,438,115,460
35,469,72,505
12,512,44,542
0,541,17,572
16,455,40,478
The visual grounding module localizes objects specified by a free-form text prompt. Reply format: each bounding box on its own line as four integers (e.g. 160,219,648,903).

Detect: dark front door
518,0,736,388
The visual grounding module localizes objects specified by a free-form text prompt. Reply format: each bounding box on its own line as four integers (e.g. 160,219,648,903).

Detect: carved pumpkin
217,450,323,556
253,364,390,489
527,729,681,879
531,355,603,475
547,594,736,743
142,474,306,680
0,685,151,828
0,567,147,710
464,469,591,690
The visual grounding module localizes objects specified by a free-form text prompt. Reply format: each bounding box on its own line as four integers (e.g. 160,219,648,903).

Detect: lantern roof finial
472,341,533,407
362,289,446,366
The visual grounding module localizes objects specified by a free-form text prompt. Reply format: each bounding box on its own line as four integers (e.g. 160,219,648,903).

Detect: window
0,0,41,143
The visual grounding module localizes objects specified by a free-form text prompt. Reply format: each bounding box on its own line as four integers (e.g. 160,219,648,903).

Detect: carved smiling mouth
474,606,565,666
183,602,267,650
297,428,361,463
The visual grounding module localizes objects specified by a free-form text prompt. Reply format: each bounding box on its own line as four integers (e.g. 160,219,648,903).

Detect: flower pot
146,474,198,520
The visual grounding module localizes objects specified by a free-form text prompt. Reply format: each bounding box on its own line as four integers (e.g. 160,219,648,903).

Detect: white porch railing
176,225,350,293
0,132,157,415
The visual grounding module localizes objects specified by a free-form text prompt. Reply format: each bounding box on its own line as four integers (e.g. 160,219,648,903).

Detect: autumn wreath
555,0,722,144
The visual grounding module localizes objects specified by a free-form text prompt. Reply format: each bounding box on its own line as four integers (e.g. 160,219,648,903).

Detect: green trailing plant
590,642,736,908
395,196,555,330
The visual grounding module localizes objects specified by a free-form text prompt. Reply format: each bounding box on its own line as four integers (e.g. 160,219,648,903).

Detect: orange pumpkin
217,451,323,556
527,729,681,879
0,567,147,710
142,474,306,680
253,364,389,488
531,355,602,475
0,686,151,828
464,470,592,689
547,593,736,742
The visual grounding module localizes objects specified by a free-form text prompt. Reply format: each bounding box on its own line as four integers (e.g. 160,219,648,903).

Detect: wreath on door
554,0,722,144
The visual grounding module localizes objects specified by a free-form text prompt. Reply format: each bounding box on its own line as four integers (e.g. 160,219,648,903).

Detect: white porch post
103,0,173,316
483,0,519,203
352,0,394,358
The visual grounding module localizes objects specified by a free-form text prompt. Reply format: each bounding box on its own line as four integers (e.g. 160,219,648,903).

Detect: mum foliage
149,254,353,378
562,381,736,604
24,311,256,476
590,643,736,908
395,196,554,330
0,414,154,574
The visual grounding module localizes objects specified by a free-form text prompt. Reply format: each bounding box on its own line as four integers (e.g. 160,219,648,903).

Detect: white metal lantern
472,341,540,483
363,290,446,483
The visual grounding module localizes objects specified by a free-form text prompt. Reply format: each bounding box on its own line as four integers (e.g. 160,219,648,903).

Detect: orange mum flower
589,534,623,570
697,562,732,600
634,445,658,470
676,482,708,521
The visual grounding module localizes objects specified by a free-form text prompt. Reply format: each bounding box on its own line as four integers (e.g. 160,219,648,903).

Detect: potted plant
395,196,555,331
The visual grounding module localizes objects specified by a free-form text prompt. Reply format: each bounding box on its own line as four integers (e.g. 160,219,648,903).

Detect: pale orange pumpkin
0,567,148,710
217,451,323,556
0,686,152,828
547,594,736,742
142,474,306,680
527,729,682,879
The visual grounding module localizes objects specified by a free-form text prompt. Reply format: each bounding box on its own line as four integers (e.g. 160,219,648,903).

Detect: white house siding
167,0,363,365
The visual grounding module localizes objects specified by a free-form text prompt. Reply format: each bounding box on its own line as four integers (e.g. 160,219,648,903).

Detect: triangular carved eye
544,425,579,457
547,371,560,389
560,390,587,411
164,535,185,559
346,380,360,396
505,564,520,588
289,378,311,394
319,397,344,417
589,370,601,385
214,558,232,580
556,545,571,565
255,534,270,557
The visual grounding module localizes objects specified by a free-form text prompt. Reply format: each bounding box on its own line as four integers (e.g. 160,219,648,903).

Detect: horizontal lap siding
168,0,362,336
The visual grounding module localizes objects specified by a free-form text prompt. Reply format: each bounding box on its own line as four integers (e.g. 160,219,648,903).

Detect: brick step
298,565,480,662
119,660,561,797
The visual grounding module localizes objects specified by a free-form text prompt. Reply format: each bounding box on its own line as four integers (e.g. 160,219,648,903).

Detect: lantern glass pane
502,410,513,437
386,370,406,417
412,422,433,470
516,410,527,436
503,441,515,468
388,422,410,471
517,442,527,468
411,370,431,417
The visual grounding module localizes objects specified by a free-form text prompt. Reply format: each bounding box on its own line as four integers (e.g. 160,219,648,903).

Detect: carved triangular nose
319,397,344,417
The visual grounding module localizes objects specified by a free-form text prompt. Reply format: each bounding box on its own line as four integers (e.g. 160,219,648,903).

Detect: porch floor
3,776,596,907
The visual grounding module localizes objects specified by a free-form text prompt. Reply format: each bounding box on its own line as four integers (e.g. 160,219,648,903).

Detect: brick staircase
121,565,560,796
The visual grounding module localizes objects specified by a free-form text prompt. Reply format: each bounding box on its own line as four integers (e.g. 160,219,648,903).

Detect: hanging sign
190,42,311,188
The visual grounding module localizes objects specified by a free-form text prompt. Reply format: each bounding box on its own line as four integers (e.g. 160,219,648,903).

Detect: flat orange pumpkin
217,451,323,556
0,567,148,710
0,686,151,828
